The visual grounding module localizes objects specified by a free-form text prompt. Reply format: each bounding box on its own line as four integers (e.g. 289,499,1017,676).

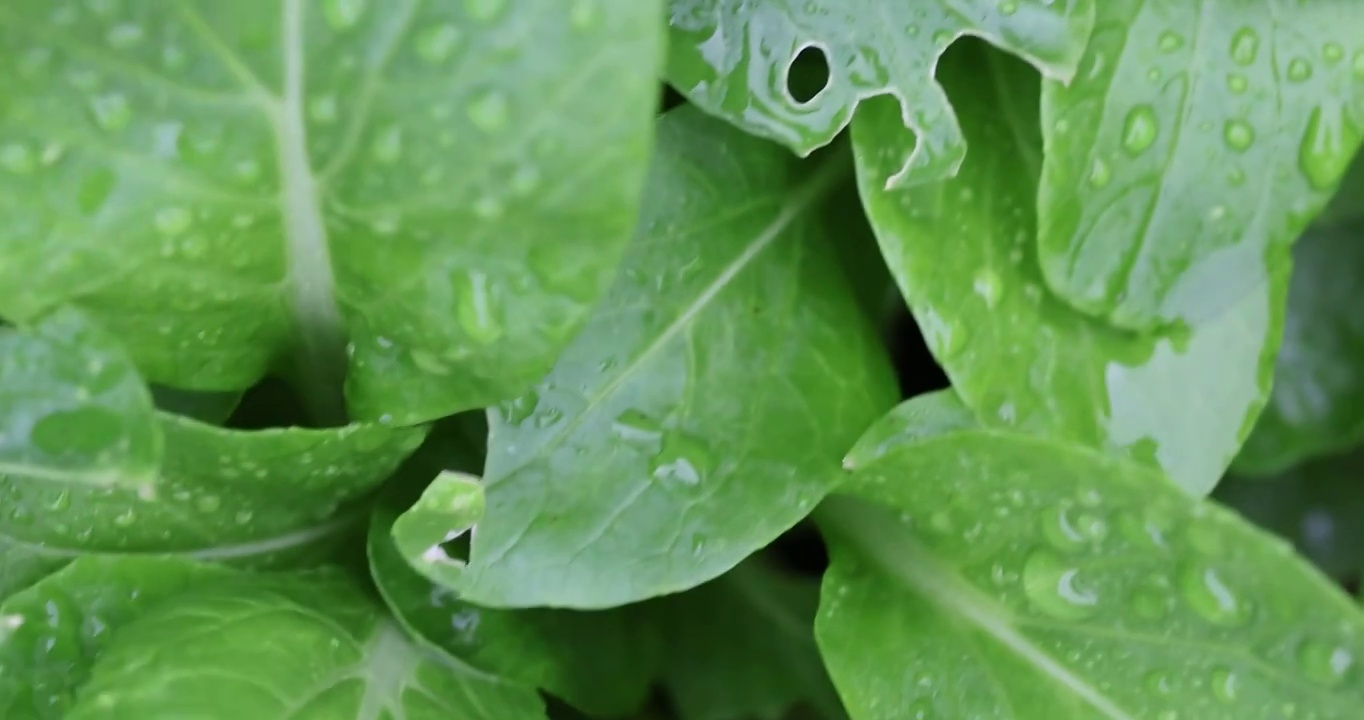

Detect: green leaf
854,43,1286,495
0,556,239,719
62,568,546,719
1235,214,1364,474
1217,448,1364,584
1035,1,1364,330
818,390,1364,720
370,495,657,717
453,105,898,608
391,470,484,588
0,308,161,492
0,414,426,597
0,0,663,425
666,0,1094,187
650,557,846,720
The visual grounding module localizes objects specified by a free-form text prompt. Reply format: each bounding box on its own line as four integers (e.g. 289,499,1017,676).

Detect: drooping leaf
1235,213,1364,474
449,105,897,608
1217,448,1364,584
0,0,663,425
0,308,160,492
55,566,546,719
370,495,657,717
0,556,239,719
1035,0,1364,330
649,557,846,720
665,0,1094,187
817,389,1364,720
0,413,426,597
855,43,1286,495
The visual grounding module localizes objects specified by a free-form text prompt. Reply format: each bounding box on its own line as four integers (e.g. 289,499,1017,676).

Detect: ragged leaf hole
786,44,831,105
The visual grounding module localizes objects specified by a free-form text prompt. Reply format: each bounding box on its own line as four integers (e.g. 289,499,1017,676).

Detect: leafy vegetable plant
3,1,1364,718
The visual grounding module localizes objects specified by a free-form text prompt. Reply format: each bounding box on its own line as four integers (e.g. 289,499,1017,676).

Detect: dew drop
456,271,503,344
371,125,402,163
612,409,663,445
1230,27,1259,66
652,431,714,488
1157,31,1184,53
0,143,36,174
1299,104,1360,189
1144,670,1174,695
1179,563,1250,626
112,510,135,527
415,24,461,63
1323,42,1344,65
463,0,507,21
323,0,366,30
49,490,71,512
1223,120,1254,152
1226,73,1248,94
154,207,192,236
1287,57,1314,82
972,268,1001,308
1210,667,1238,702
1297,639,1354,686
467,90,510,133
1021,550,1099,620
89,93,131,132
1121,105,1158,155
1088,157,1112,188
998,0,1018,16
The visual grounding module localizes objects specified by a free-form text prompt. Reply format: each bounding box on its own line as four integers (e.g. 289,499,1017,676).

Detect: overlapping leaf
1037,0,1364,330
0,0,663,424
816,390,1364,720
666,0,1094,188
855,44,1285,494
438,105,896,608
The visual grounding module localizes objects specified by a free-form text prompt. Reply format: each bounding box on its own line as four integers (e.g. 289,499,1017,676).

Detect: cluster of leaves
3,1,1364,718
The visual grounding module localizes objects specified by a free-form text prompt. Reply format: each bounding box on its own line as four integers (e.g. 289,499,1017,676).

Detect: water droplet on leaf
1022,550,1099,620
1122,105,1158,155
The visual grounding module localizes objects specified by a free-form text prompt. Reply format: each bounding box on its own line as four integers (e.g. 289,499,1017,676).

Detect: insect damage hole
785,43,831,105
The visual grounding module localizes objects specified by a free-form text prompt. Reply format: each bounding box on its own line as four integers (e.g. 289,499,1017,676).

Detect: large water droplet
1122,105,1158,155
0,143,36,174
1297,639,1354,686
1041,504,1105,552
1022,551,1099,620
1287,57,1314,82
89,93,131,132
463,0,507,21
467,90,510,133
1230,27,1259,66
154,207,192,236
1210,667,1239,702
613,409,663,446
1299,103,1361,190
1223,120,1254,152
1179,563,1250,626
323,0,367,30
415,24,461,64
653,431,714,487
457,271,503,344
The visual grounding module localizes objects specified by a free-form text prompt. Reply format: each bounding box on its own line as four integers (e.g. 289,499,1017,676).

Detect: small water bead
1179,563,1250,626
1158,31,1184,53
1210,667,1239,702
456,271,503,344
1323,42,1344,65
1144,670,1174,695
998,0,1018,15
1297,638,1354,686
1223,120,1254,152
415,24,461,63
1121,105,1158,155
0,143,36,174
195,494,222,513
1230,27,1259,66
154,207,192,236
1022,550,1099,620
1287,57,1314,82
1088,157,1112,188
113,510,135,527
323,0,367,30
971,268,1001,308
467,90,510,133
1226,73,1248,94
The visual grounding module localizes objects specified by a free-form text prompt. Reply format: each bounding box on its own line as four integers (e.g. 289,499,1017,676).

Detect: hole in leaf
885,302,950,399
786,44,831,105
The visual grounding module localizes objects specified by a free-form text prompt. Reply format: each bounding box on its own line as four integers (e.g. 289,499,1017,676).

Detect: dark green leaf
817,390,1364,720
451,105,897,608
149,385,243,425
1235,214,1364,474
854,44,1285,494
1036,1,1364,330
370,496,657,717
651,557,846,720
0,0,663,424
0,308,160,492
666,0,1094,186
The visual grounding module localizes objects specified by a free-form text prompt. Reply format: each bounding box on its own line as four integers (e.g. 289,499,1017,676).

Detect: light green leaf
0,413,426,597
391,470,484,588
1217,448,1364,584
855,43,1286,495
1036,1,1364,330
818,390,1364,720
0,556,239,719
0,0,663,425
650,557,846,720
1235,214,1364,474
62,567,546,719
454,105,898,608
0,308,160,492
666,0,1094,187
370,496,657,717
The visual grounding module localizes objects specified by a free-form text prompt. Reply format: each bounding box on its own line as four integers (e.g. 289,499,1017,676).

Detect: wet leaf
1036,1,1364,330
817,390,1364,720
0,0,663,424
666,0,1093,188
450,105,897,608
855,43,1285,495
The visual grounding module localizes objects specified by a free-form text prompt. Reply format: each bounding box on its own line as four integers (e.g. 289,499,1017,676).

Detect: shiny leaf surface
666,0,1093,188
453,106,897,608
817,390,1364,720
0,0,662,424
855,44,1285,494
1037,0,1364,330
